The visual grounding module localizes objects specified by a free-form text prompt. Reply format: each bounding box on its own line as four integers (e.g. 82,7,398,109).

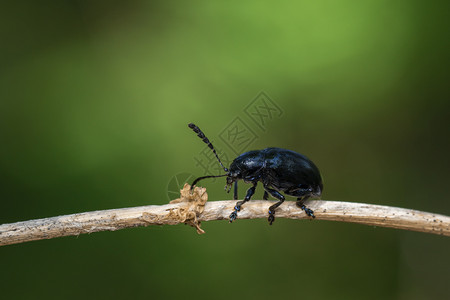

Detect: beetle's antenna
188,123,229,172
191,174,228,189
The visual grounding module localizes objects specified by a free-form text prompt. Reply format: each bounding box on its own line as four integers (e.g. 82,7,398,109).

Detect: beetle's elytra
188,123,323,225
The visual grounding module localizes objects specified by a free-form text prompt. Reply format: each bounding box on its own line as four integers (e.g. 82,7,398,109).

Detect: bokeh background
1,1,449,299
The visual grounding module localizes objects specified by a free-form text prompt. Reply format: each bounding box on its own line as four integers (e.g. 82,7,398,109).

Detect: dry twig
1,184,449,246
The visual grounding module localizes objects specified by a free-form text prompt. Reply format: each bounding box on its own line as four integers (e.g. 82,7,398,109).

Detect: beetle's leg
264,187,285,225
291,187,316,219
233,181,238,200
229,182,257,223
296,196,315,219
263,191,269,200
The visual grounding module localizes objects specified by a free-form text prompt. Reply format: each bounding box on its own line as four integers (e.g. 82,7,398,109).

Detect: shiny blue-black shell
228,147,323,196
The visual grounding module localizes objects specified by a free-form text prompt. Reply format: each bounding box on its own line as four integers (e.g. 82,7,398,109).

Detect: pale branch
1,199,449,246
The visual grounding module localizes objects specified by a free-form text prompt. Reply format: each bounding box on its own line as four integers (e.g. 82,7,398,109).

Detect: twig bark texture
1,197,449,246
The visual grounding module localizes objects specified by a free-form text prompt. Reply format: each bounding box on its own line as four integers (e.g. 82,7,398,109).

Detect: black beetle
188,123,323,225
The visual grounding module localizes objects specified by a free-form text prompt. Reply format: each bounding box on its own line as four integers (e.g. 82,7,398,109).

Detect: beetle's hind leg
264,187,285,225
229,182,256,223
296,196,315,219
291,187,316,219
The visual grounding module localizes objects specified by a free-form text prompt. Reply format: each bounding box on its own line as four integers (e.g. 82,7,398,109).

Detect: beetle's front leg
229,182,256,223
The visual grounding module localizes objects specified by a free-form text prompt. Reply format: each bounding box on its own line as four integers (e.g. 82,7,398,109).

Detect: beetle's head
224,164,242,192
225,175,235,192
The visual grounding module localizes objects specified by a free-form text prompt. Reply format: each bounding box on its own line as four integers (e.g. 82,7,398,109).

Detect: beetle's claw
306,208,315,218
301,205,315,218
268,211,275,225
229,211,238,223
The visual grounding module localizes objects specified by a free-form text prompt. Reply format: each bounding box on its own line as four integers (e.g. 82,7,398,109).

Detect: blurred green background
1,1,449,299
